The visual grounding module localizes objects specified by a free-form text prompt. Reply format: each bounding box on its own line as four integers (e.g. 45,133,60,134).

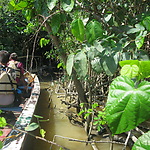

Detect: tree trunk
44,21,88,106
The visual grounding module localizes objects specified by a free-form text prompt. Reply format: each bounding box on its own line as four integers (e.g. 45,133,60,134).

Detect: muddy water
24,81,129,150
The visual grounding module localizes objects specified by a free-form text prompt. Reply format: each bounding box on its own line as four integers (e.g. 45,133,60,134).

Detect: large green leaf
132,131,150,150
66,53,74,76
47,0,58,10
86,20,103,44
105,76,150,134
51,13,61,35
61,0,74,12
74,51,88,78
71,19,85,42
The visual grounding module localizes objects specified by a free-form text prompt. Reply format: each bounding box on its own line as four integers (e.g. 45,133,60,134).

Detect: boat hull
1,74,40,150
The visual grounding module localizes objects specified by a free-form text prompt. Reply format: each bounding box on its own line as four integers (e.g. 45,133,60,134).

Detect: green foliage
71,19,104,44
91,57,103,74
51,13,61,35
101,55,118,76
132,131,150,150
74,51,88,78
24,22,35,33
34,114,44,119
105,59,150,148
119,60,150,80
105,75,150,134
39,38,50,48
24,9,32,21
79,103,106,131
66,53,74,76
0,116,8,149
85,20,104,44
40,129,46,138
79,103,99,119
57,62,65,69
25,115,47,138
66,38,121,77
61,0,74,12
71,19,85,42
25,122,39,131
3,0,150,149
142,16,150,31
0,117,7,127
0,116,6,149
0,141,3,149
47,0,58,10
9,0,28,11
0,130,3,136
126,22,148,49
93,111,106,131
135,30,147,49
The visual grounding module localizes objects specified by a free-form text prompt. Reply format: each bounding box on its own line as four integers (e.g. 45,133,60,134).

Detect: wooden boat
0,74,40,150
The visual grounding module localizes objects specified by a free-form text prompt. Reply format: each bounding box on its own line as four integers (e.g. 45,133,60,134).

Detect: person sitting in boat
8,53,34,99
0,50,17,107
8,52,26,86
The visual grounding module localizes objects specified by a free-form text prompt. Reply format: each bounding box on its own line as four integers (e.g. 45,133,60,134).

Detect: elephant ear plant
105,60,150,149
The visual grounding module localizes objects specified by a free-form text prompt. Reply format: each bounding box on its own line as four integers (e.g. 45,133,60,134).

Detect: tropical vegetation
0,0,150,149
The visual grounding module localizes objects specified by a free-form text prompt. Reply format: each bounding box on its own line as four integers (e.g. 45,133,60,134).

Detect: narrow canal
23,81,129,150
